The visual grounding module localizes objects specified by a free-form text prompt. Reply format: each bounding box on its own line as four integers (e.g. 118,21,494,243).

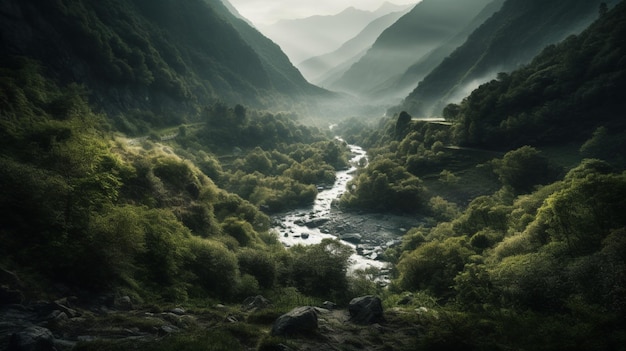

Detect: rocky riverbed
271,143,425,277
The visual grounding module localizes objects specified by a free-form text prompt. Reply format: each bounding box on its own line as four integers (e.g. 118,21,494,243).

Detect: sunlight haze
228,0,420,25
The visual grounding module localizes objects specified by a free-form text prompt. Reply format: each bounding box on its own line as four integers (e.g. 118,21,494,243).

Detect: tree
234,104,247,124
395,111,412,139
492,146,558,194
599,2,608,17
537,168,626,255
237,248,277,289
290,239,353,299
397,236,475,298
186,236,238,299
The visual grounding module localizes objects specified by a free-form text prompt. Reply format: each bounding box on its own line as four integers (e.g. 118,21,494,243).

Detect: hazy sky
228,0,419,26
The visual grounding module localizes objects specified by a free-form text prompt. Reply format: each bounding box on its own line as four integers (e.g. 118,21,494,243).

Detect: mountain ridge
299,7,412,83
328,0,494,98
259,2,414,66
0,0,331,126
398,0,620,117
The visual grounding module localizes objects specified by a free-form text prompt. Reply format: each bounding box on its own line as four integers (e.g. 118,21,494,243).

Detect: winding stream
271,142,390,275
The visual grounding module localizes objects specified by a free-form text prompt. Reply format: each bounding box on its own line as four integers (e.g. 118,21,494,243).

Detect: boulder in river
340,233,362,244
304,218,330,228
348,296,384,325
271,306,318,336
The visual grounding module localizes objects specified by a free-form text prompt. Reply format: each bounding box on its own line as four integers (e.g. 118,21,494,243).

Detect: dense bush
341,158,427,213
289,239,353,301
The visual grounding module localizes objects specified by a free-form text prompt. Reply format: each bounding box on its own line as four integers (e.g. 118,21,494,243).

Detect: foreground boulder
271,306,318,336
348,296,384,324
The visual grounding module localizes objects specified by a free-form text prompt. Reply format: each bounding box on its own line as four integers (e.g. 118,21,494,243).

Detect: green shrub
237,249,277,289
186,236,238,299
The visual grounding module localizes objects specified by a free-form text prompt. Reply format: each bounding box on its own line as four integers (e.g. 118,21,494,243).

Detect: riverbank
270,143,425,276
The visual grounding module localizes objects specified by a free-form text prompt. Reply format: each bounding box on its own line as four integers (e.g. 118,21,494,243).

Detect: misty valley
1,0,625,351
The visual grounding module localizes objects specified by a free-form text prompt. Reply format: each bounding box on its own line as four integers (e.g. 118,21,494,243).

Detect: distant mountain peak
259,3,408,64
375,1,414,14
341,6,361,13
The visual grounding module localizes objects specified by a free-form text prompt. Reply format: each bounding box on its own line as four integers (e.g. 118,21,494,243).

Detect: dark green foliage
327,4,626,349
401,0,619,118
290,239,353,300
491,146,560,194
237,249,277,289
536,161,626,255
186,236,238,299
397,237,475,298
395,111,412,139
580,126,626,166
449,1,626,149
0,0,326,129
341,158,427,213
0,58,306,303
190,107,352,212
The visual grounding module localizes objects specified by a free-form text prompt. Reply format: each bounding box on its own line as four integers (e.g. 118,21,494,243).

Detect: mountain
329,0,495,97
447,0,626,150
0,0,328,126
300,7,412,84
380,0,506,100
259,2,414,65
399,0,621,117
208,0,327,96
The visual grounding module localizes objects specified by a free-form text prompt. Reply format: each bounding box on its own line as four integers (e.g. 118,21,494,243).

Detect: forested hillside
0,0,329,129
398,0,620,117
1,0,625,350
331,3,626,348
447,0,626,151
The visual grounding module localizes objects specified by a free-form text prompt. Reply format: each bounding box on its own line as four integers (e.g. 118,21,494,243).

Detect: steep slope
218,0,254,26
0,0,326,125
259,2,413,65
449,0,626,150
210,0,328,96
329,0,494,97
301,8,412,84
399,0,620,117
381,0,505,99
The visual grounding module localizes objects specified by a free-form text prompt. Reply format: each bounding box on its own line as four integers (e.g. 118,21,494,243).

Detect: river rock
8,326,55,351
170,307,185,315
322,301,337,310
340,233,362,244
242,295,271,311
271,306,318,336
348,296,384,325
304,218,330,228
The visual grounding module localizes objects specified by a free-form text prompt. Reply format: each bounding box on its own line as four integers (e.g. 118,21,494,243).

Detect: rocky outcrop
348,296,384,324
271,306,318,336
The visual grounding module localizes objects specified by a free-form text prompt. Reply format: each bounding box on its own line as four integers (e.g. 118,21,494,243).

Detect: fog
228,0,419,25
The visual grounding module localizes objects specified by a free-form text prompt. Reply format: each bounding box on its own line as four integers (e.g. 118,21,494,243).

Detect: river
271,142,414,280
